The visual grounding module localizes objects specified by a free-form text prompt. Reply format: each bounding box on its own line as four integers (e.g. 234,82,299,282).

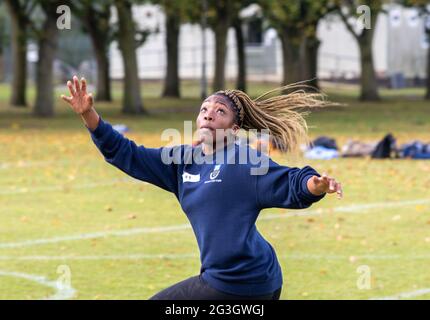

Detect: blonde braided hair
215,81,335,154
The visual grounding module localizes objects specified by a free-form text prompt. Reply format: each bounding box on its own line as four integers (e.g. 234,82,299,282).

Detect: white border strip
0,160,69,170
370,288,430,300
261,198,430,220
0,253,199,261
0,198,429,249
0,223,191,249
0,177,139,195
0,253,429,261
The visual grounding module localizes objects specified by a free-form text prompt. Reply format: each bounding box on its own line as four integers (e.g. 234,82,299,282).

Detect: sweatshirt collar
195,141,237,164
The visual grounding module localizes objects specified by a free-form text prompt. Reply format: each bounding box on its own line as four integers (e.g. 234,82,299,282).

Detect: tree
0,2,7,83
153,0,184,98
427,13,430,100
70,0,114,102
334,0,382,101
158,0,209,98
33,0,69,117
423,7,430,100
402,0,430,100
232,17,245,92
114,0,147,114
231,1,255,92
4,0,33,107
299,3,333,89
207,0,234,92
261,0,333,88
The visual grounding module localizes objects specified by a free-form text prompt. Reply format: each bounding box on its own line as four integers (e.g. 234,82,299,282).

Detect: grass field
0,80,429,299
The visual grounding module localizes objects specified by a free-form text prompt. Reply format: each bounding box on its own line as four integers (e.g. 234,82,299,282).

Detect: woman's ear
232,124,240,134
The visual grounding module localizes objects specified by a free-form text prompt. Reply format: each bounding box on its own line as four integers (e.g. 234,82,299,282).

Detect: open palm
309,173,343,199
61,76,94,115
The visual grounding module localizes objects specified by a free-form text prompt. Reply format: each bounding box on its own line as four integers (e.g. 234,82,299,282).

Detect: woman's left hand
307,173,343,199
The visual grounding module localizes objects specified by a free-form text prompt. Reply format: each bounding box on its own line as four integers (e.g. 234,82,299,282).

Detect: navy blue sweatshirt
87,117,326,296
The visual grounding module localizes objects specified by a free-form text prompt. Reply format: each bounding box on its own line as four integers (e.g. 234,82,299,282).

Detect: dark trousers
149,274,282,300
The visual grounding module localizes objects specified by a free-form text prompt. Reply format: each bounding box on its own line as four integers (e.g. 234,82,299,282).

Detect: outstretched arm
61,76,180,195
256,159,342,210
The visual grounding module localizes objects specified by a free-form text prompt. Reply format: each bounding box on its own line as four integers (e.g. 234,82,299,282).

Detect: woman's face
196,94,240,145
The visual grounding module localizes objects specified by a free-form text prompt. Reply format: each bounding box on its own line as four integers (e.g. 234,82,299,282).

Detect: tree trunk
93,42,112,102
358,31,380,101
162,9,180,98
0,12,5,83
34,7,59,117
84,6,112,102
279,28,302,86
0,52,3,83
300,34,320,89
4,0,27,107
426,42,430,100
115,0,145,114
233,18,246,93
212,5,230,92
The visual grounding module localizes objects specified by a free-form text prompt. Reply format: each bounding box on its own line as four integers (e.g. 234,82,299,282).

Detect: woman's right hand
61,75,94,115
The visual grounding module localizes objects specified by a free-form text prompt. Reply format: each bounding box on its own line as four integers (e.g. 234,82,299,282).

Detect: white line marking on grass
0,198,429,249
282,253,430,260
0,177,139,195
0,224,191,249
0,253,430,261
0,270,76,300
370,288,430,300
0,160,68,170
261,198,430,221
0,253,199,261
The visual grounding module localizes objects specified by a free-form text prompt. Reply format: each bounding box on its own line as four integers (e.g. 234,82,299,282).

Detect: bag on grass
371,133,398,159
311,136,339,150
341,140,377,157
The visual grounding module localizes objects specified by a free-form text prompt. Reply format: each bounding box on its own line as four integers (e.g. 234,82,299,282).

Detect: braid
217,81,336,154
215,89,245,126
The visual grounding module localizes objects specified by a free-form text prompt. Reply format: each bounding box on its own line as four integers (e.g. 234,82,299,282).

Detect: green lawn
0,80,429,299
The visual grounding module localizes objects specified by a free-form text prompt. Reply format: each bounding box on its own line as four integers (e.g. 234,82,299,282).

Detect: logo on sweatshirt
205,165,222,184
182,172,200,183
209,164,222,180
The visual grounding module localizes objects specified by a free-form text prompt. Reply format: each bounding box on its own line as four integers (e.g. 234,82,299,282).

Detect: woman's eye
217,109,225,114
200,107,206,112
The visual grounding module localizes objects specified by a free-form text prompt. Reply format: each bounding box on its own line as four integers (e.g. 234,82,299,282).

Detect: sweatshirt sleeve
256,159,326,209
87,117,180,195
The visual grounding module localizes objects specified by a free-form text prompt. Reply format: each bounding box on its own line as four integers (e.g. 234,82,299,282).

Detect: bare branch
336,5,359,40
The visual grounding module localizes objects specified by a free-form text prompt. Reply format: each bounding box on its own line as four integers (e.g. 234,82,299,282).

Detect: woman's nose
204,110,215,121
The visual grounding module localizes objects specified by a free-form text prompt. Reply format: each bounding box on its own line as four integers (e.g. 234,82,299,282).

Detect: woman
61,76,342,300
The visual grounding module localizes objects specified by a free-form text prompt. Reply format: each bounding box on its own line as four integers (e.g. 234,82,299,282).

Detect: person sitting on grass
61,76,343,300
